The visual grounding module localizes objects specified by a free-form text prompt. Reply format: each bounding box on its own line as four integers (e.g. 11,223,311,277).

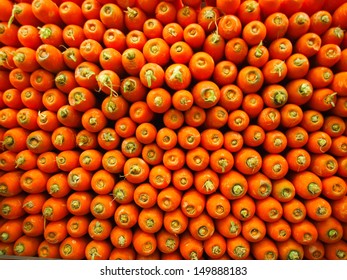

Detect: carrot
203,232,226,259
257,107,281,132
13,235,42,257
121,48,146,76
88,218,113,241
332,2,347,29
156,228,179,254
329,136,347,157
133,228,157,257
182,105,205,128
247,172,272,200
37,152,60,173
315,217,343,244
66,215,91,238
19,168,49,194
163,208,188,236
172,167,194,191
30,69,55,92
193,168,219,195
110,226,133,249
101,96,129,122
12,47,40,73
255,196,283,223
2,127,29,153
321,176,347,200
331,196,347,223
266,218,292,242
300,110,324,132
241,93,264,120
247,41,270,68
114,203,139,229
123,157,150,184
157,186,182,212
59,236,89,260
304,196,332,223
286,12,311,40
0,195,23,220
0,22,21,47
0,0,13,22
0,171,23,197
16,25,41,49
303,240,325,260
42,89,67,113
57,105,82,129
17,108,39,131
63,47,84,70
67,167,92,192
179,231,203,260
271,178,295,202
325,240,347,260
277,238,304,260
322,115,346,137
129,101,154,124
66,191,93,217
74,61,101,90
109,247,136,260
337,156,347,178
251,237,278,260
22,193,49,215
282,198,307,224
36,111,59,132
46,173,71,198
163,108,184,129
39,23,64,47
31,0,63,25
261,154,288,180
291,219,318,245
234,148,262,176
138,206,164,234
55,150,80,173
59,1,85,26
38,240,60,259
121,137,143,158
76,129,99,151
2,88,24,110
96,128,119,151
36,44,66,74
309,154,338,178
263,130,287,154
99,48,125,76
185,147,209,173
181,189,206,218
79,149,102,171
0,218,24,243
226,235,250,260
42,197,69,222
55,70,79,94
9,68,31,91
0,150,17,172
291,171,322,200
205,192,230,220
44,219,68,244
264,12,289,42
90,194,117,219
52,127,77,151
241,215,266,243
188,211,215,241
62,24,86,48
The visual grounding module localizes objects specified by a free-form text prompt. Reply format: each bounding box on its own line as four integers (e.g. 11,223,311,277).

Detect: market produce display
1,0,347,260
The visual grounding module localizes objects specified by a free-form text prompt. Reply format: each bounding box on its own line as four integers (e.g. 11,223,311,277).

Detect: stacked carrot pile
1,0,347,260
